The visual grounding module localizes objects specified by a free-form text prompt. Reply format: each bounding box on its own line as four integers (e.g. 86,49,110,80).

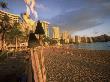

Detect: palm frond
0,1,8,9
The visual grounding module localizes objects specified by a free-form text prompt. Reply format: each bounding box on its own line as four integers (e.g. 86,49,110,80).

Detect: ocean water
72,42,110,50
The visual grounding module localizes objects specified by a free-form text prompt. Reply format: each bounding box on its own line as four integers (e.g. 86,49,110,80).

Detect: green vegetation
0,50,13,63
0,14,11,50
0,50,8,62
35,20,45,46
6,22,23,50
28,32,39,48
0,14,24,50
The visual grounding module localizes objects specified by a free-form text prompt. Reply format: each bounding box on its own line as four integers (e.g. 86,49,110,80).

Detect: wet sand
43,47,110,82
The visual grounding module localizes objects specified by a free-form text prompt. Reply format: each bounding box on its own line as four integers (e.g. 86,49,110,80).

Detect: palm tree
6,22,23,50
28,31,39,48
0,1,9,50
35,20,45,46
0,14,11,50
0,1,8,10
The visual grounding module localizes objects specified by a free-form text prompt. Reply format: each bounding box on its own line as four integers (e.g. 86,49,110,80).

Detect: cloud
49,0,110,33
37,4,49,11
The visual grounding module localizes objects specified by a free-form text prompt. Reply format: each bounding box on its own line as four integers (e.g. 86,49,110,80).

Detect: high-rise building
0,10,20,22
62,31,68,40
89,37,93,43
81,36,93,43
81,37,87,43
41,21,49,37
52,27,60,40
71,36,75,43
75,36,81,43
61,31,70,43
87,37,93,43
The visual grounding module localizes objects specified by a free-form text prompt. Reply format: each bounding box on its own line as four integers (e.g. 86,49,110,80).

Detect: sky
1,0,110,36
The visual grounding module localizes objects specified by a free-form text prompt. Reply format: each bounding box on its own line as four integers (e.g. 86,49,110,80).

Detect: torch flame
24,0,38,20
26,5,31,15
30,0,38,20
24,0,31,5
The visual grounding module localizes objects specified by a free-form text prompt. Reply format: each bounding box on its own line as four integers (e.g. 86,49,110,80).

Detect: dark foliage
0,1,8,9
35,20,45,35
0,14,10,33
28,32,39,48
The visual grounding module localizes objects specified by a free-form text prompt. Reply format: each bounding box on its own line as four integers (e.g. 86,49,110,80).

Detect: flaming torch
24,0,38,20
24,1,47,82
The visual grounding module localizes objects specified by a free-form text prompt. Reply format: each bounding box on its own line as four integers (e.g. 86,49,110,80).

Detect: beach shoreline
43,46,110,82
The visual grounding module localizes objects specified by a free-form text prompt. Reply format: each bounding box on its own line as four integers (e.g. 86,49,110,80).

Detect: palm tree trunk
39,35,43,46
1,32,5,51
15,37,18,50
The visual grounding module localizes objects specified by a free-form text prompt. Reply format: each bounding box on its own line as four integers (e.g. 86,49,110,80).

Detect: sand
43,46,110,82
0,46,110,82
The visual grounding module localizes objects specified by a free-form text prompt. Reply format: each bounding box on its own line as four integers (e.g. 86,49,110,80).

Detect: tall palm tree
0,1,8,10
0,14,11,50
0,1,9,50
35,20,45,46
6,22,23,50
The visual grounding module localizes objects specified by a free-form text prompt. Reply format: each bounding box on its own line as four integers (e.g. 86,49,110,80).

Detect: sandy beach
0,46,110,82
43,46,110,82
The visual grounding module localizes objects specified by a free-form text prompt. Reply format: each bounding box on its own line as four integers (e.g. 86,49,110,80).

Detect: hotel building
52,27,60,40
75,36,81,43
71,36,75,43
41,21,50,38
61,31,70,43
0,10,20,22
